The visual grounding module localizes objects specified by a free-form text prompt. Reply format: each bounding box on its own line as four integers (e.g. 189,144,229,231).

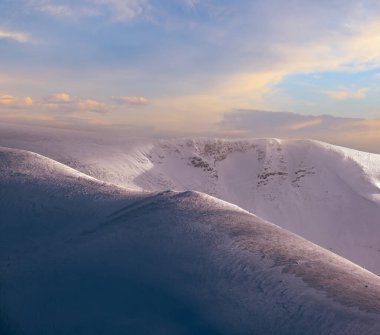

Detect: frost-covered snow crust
2,123,380,275
1,146,380,334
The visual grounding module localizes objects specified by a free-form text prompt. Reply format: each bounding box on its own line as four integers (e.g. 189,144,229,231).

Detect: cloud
76,99,106,112
26,0,99,18
0,95,15,105
193,11,380,109
12,1,380,112
1,91,151,114
27,0,148,21
0,94,34,108
0,29,30,43
111,96,148,105
5,1,380,147
24,97,34,105
0,91,106,113
325,88,369,100
218,109,356,136
181,0,199,8
214,71,285,107
217,109,380,153
39,4,96,17
41,92,105,112
45,93,149,112
45,92,72,104
92,0,147,21
287,118,323,130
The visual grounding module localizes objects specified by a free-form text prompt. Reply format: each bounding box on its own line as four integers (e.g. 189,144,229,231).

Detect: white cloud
0,29,30,43
182,0,199,8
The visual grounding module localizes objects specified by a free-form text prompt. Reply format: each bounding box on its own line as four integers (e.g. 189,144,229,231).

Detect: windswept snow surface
1,147,380,334
1,123,380,275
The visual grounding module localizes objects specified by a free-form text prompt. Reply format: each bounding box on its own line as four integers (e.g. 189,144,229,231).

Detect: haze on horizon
1,0,380,153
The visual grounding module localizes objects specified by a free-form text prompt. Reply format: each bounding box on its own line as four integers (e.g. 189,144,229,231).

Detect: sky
1,0,380,152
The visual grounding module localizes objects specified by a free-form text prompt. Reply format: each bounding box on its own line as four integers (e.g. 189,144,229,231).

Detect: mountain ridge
1,125,379,274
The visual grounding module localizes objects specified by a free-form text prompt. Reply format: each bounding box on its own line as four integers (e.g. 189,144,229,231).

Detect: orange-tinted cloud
0,94,34,108
325,88,369,100
47,92,71,103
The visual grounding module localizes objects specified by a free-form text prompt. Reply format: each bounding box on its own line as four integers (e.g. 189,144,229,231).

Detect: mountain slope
1,124,379,275
1,146,380,334
138,138,380,274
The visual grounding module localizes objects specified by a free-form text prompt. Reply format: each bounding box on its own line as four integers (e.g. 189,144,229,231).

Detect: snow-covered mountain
1,146,380,334
1,123,380,275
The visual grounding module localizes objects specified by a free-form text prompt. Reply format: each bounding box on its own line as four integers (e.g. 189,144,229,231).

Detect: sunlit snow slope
1,123,380,275
1,146,380,334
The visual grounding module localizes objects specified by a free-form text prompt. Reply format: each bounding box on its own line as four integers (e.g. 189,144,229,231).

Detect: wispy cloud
217,18,380,107
325,88,369,100
181,0,199,8
0,29,30,43
27,0,148,21
287,118,323,130
37,3,98,18
218,109,356,136
112,96,148,105
93,0,148,21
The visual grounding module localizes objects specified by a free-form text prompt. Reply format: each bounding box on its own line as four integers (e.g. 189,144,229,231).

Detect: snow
1,146,380,334
1,124,380,275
